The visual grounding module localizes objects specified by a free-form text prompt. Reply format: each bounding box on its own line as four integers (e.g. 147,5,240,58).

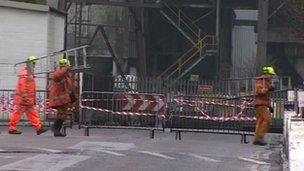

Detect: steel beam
99,26,132,91
216,0,220,46
68,22,124,28
256,0,269,74
215,0,220,77
65,0,161,8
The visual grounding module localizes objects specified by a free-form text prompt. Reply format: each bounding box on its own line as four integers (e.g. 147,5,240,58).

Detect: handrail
165,50,200,80
163,0,206,38
158,1,218,80
158,36,215,79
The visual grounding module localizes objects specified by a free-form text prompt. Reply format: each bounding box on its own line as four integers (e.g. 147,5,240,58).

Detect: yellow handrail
166,1,203,35
158,45,197,78
165,49,200,80
163,2,204,40
157,36,216,80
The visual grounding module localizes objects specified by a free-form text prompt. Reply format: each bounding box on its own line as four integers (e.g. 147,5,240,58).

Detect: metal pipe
74,3,78,47
78,3,83,47
216,0,220,52
64,1,68,51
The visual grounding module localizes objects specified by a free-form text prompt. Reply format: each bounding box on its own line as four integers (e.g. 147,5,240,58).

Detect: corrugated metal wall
231,10,257,78
231,25,257,78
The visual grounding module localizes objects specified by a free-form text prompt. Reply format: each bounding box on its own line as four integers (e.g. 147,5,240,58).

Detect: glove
269,106,274,113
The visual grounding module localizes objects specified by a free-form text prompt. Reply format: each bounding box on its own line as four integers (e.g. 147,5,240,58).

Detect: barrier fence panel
169,89,291,142
169,94,255,142
271,90,291,129
78,76,291,142
80,91,167,137
0,90,50,124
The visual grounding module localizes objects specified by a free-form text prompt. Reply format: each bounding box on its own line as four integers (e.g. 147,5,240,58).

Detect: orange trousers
254,106,272,142
8,105,42,131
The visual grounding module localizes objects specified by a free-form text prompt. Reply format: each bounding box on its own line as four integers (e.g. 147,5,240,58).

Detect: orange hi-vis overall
8,66,42,132
253,74,273,142
48,66,76,121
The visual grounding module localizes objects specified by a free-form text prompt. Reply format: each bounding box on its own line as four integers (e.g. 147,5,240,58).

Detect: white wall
47,12,65,54
0,7,47,89
46,12,65,72
0,4,64,90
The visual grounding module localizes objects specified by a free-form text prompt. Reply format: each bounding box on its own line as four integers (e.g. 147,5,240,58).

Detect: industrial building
0,1,303,170
57,0,304,86
2,0,303,89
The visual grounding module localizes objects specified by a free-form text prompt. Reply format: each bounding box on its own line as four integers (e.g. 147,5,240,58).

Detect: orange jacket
48,67,76,108
14,66,36,106
254,74,274,107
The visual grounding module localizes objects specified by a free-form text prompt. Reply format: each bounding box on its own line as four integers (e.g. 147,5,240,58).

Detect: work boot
37,127,48,135
253,140,267,146
8,130,22,135
52,119,66,137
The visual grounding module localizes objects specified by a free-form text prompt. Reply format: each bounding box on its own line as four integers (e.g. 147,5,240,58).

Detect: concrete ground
0,126,283,171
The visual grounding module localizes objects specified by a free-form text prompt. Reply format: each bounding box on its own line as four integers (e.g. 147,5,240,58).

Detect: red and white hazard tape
81,105,165,118
82,98,158,102
82,99,124,102
173,98,253,108
81,105,255,121
173,97,254,120
175,115,256,121
174,99,237,107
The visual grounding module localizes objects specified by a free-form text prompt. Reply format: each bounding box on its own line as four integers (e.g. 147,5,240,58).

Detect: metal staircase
158,0,217,80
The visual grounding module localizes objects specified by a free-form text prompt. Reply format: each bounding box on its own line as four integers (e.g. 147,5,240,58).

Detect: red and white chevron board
122,94,166,112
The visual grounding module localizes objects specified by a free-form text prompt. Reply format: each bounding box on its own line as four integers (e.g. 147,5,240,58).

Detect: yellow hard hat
263,66,276,75
27,56,37,63
59,58,71,67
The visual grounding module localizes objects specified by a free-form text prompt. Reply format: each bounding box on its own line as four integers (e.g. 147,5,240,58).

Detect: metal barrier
0,89,75,128
169,95,254,143
79,91,167,138
0,90,49,124
169,89,291,143
112,76,291,96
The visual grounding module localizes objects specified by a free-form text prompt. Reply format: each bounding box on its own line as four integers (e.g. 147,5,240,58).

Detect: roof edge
0,1,48,13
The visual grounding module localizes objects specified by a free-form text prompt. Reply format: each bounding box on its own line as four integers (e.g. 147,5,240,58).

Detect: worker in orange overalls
8,56,48,135
49,58,77,137
253,66,276,146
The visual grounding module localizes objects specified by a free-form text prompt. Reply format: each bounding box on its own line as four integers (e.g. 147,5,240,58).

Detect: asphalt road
0,127,283,171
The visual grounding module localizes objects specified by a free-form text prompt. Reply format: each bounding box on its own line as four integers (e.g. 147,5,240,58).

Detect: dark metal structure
57,0,264,80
